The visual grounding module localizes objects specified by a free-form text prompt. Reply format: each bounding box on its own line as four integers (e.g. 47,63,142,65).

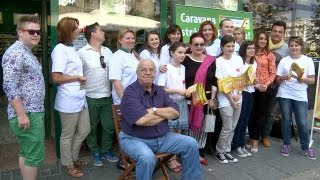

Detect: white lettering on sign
182,28,199,37
180,13,216,24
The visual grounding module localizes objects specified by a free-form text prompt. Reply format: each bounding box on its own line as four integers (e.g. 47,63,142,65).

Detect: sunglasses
20,29,41,36
100,56,106,69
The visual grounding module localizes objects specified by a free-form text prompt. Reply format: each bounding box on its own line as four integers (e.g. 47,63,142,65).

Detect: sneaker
301,148,316,160
242,147,252,157
224,153,238,163
101,151,119,162
92,153,103,167
215,153,228,163
281,145,291,157
234,147,247,158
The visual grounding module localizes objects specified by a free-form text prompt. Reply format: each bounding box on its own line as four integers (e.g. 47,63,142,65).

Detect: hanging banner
174,4,254,43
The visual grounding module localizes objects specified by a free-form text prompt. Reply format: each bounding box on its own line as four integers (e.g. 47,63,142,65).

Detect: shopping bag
204,108,216,132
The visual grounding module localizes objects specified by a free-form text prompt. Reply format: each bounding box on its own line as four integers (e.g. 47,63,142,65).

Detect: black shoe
215,153,228,163
224,153,238,163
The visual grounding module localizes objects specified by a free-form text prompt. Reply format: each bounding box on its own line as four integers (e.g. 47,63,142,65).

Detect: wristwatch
152,107,157,114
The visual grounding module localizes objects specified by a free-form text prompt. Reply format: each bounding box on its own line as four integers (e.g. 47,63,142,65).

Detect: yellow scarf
269,37,284,50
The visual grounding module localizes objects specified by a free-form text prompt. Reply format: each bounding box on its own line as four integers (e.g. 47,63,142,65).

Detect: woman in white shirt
276,36,316,160
109,28,140,105
51,17,90,178
140,30,161,84
198,20,220,57
215,35,244,164
160,24,183,67
232,41,256,157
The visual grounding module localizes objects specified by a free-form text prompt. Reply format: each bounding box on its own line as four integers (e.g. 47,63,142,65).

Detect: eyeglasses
100,56,106,69
192,43,205,47
20,29,41,36
139,68,155,74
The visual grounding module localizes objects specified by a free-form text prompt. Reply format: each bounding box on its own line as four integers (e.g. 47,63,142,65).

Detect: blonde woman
233,27,246,46
109,28,140,105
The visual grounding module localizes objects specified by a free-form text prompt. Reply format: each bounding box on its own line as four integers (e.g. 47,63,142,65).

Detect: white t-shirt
78,44,113,98
109,49,139,105
215,55,244,108
205,38,221,57
243,61,257,93
276,55,315,102
51,43,87,113
160,44,171,65
140,49,161,84
211,38,240,57
158,64,186,100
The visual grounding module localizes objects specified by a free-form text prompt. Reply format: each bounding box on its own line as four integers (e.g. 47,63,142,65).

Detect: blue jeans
278,97,309,150
232,91,254,149
119,131,202,180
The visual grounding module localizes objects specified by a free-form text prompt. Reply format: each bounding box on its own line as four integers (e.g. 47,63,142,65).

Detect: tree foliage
306,0,320,47
243,0,291,31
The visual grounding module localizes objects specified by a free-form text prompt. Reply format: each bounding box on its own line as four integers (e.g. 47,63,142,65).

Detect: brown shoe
262,138,271,147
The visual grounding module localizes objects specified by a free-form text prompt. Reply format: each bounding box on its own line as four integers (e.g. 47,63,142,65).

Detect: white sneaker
235,147,247,158
242,147,252,157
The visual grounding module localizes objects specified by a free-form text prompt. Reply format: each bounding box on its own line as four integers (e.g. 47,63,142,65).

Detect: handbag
204,108,216,132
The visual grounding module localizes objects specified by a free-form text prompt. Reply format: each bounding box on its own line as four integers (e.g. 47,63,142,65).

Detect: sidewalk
1,131,320,180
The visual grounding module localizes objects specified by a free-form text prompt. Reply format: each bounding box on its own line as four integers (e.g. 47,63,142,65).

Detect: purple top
120,80,179,139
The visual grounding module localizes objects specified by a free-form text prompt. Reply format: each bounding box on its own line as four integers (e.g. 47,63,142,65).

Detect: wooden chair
112,105,174,180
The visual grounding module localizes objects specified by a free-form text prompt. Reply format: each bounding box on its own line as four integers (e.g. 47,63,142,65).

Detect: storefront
0,0,319,161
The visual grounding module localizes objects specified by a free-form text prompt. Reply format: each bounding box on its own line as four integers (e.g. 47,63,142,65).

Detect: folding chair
112,105,174,180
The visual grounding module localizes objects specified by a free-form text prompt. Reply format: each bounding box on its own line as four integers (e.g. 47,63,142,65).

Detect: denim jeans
278,97,309,150
119,131,202,180
232,92,254,149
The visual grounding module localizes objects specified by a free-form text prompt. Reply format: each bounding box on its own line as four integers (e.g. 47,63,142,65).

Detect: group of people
1,13,316,180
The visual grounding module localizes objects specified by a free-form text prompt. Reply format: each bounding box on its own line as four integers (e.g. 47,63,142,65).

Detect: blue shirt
120,80,179,139
2,41,45,119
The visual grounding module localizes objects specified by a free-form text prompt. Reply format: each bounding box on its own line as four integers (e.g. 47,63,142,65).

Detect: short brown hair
198,21,218,42
288,36,304,49
57,17,79,44
16,13,40,31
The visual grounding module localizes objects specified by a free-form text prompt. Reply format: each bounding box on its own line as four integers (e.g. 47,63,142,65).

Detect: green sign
174,4,254,43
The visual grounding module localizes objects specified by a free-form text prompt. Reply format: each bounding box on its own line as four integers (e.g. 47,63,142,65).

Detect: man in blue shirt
119,60,202,180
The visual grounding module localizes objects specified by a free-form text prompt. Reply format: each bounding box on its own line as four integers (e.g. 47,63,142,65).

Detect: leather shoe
262,138,271,147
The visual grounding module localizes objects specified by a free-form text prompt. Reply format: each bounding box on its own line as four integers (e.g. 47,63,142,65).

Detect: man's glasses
193,43,205,47
100,56,106,69
20,29,41,36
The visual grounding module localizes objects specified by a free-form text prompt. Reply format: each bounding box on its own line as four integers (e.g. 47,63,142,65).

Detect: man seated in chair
119,60,202,180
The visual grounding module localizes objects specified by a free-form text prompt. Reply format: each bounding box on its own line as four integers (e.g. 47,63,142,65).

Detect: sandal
65,166,84,178
167,158,181,173
73,160,88,167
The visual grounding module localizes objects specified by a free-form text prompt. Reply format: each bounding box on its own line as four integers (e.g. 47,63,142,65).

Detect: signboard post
174,4,253,43
310,62,320,147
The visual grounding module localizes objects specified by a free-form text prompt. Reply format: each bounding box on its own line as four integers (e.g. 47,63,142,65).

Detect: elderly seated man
119,60,202,180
